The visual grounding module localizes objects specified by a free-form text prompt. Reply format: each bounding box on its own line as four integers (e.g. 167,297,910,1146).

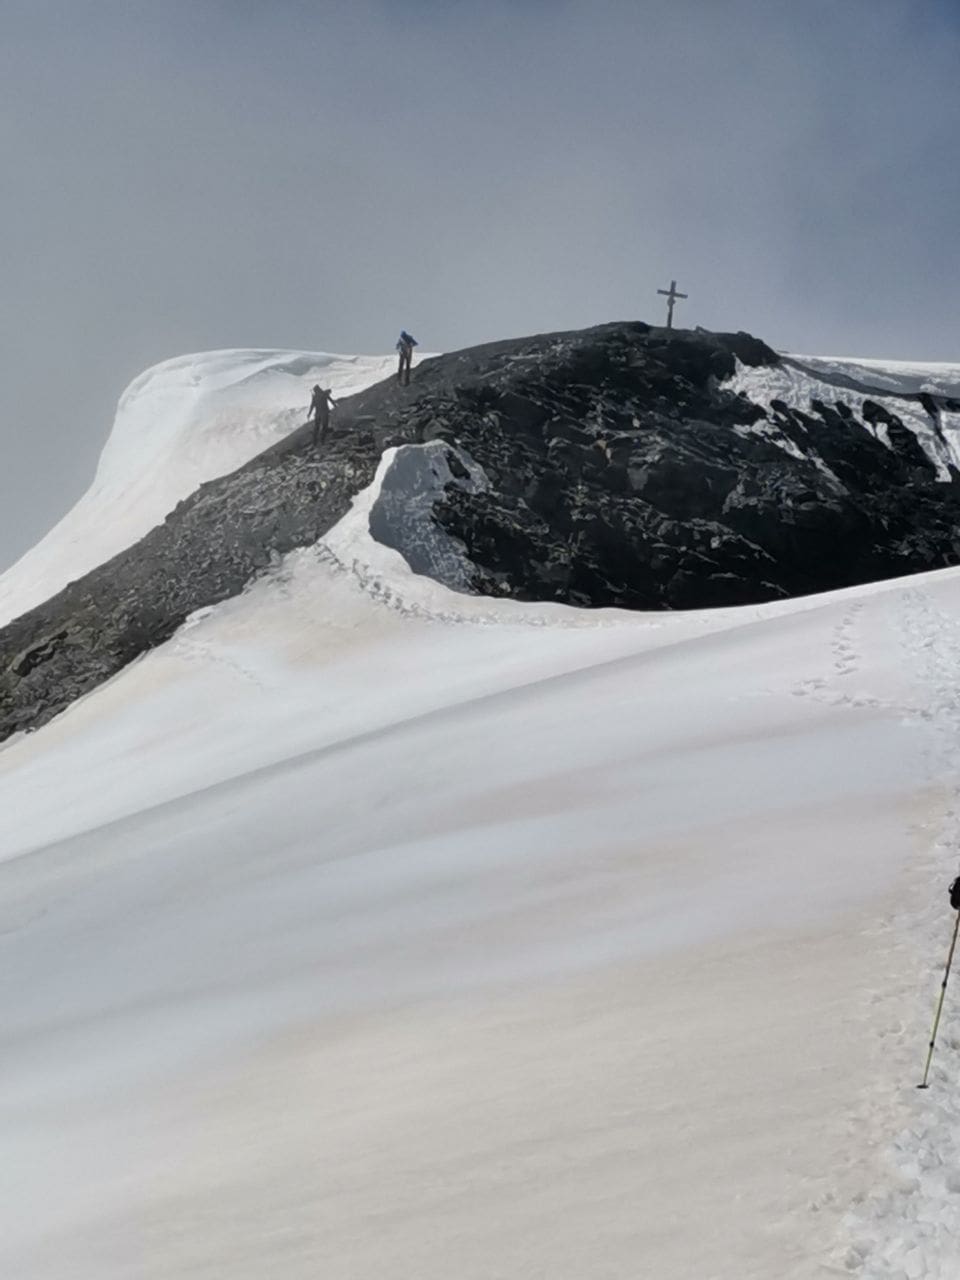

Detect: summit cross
657,279,688,329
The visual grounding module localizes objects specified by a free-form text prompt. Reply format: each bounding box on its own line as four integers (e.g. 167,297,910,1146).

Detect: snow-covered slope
789,354,960,399
0,446,958,1278
726,353,960,479
2,347,960,1278
0,348,403,626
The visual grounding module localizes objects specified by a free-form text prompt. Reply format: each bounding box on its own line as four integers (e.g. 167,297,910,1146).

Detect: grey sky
1,0,958,570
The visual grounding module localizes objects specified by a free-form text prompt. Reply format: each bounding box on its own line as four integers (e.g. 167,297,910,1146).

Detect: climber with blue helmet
396,331,418,386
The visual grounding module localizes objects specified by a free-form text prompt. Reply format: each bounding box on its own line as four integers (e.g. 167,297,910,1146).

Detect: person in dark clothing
309,385,336,445
396,331,418,386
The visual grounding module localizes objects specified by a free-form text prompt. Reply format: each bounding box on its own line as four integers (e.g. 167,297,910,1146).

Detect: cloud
1,0,957,568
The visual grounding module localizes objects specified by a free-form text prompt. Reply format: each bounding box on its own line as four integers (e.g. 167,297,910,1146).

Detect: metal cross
657,279,688,329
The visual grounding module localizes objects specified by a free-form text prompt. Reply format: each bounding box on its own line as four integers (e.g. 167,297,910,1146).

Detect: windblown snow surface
0,348,408,626
3,352,960,1278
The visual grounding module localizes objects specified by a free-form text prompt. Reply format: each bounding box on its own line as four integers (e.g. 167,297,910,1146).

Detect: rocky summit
3,319,960,741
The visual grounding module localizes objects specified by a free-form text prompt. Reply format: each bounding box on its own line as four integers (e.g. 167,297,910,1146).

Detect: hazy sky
1,0,958,569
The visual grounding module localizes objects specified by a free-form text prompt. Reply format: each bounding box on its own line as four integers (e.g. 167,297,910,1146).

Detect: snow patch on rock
725,354,960,480
367,441,490,593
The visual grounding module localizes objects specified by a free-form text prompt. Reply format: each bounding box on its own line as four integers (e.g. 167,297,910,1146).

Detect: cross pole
657,279,688,330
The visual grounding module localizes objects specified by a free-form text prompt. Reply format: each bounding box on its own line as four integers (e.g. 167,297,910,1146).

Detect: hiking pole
918,877,960,1089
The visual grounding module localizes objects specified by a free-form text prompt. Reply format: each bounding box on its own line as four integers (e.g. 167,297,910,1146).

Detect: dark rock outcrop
2,319,960,742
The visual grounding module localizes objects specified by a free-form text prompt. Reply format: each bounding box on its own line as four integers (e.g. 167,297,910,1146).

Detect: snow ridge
0,347,398,627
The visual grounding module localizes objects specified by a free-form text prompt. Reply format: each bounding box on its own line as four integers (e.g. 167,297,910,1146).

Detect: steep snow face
0,348,403,627
725,354,960,480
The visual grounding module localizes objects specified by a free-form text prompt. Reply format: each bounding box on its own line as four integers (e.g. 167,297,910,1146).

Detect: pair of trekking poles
918,876,960,1089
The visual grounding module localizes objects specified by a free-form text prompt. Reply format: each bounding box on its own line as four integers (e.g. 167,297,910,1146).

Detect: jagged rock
8,629,68,678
